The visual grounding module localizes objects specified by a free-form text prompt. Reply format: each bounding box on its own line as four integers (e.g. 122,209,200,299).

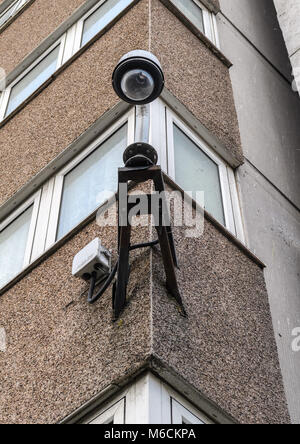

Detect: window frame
0,190,41,287
197,0,219,46
171,398,205,424
0,0,136,123
0,0,28,30
86,398,125,424
0,98,246,292
45,109,135,249
169,0,219,47
165,106,237,236
76,373,214,424
73,0,107,53
0,37,65,120
72,0,135,54
0,0,19,25
0,110,134,292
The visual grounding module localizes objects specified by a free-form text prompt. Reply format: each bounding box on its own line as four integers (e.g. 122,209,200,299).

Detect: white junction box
72,238,111,281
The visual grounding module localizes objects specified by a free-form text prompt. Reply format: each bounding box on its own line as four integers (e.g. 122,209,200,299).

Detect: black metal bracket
113,165,185,320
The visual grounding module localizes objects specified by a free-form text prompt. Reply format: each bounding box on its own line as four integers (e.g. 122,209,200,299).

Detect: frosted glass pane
5,45,60,117
170,0,204,34
173,125,225,225
0,1,17,27
0,206,33,288
81,0,133,47
57,124,127,240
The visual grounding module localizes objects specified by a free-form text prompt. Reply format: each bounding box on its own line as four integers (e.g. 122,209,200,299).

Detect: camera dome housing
112,50,164,105
123,142,158,168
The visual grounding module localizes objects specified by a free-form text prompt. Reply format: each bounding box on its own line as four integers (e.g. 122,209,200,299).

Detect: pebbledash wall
0,0,290,424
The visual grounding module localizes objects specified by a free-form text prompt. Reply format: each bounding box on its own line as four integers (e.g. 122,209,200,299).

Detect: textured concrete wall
0,0,288,424
0,0,241,207
152,190,290,424
0,186,289,423
236,161,300,424
0,208,153,424
273,0,300,95
0,0,149,206
0,0,85,74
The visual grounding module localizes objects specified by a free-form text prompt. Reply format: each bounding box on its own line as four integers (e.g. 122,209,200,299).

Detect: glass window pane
81,0,133,47
5,45,60,117
172,399,205,424
173,125,225,225
170,0,204,34
0,1,18,27
57,124,127,240
0,206,33,288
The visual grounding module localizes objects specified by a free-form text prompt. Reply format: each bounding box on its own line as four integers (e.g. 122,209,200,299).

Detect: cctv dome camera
112,50,164,105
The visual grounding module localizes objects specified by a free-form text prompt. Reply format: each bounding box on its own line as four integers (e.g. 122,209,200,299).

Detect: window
0,0,135,122
4,44,61,117
86,399,125,424
0,1,18,28
172,124,225,225
80,0,134,48
56,123,128,240
45,110,134,249
0,111,134,291
76,373,213,424
171,0,204,34
171,398,205,424
162,105,242,238
169,0,219,46
0,102,244,291
0,0,29,29
0,193,40,289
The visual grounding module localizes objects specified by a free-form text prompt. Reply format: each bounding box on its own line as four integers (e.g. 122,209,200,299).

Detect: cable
87,239,159,304
87,271,97,303
88,261,119,305
129,239,159,251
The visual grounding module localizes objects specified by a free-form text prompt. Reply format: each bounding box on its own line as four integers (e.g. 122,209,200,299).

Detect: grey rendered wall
217,0,300,424
274,0,300,95
219,0,291,79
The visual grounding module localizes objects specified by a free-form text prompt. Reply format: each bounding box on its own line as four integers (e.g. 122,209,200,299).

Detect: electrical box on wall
72,238,111,282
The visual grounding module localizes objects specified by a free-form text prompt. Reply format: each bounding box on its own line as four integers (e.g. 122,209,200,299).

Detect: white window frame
164,105,242,237
0,0,29,30
0,0,19,25
79,373,213,424
0,111,134,291
72,0,107,53
198,0,219,47
0,0,135,122
45,109,135,249
170,0,219,47
0,101,245,291
0,37,65,120
73,0,135,53
87,398,125,424
0,190,41,287
171,398,205,424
